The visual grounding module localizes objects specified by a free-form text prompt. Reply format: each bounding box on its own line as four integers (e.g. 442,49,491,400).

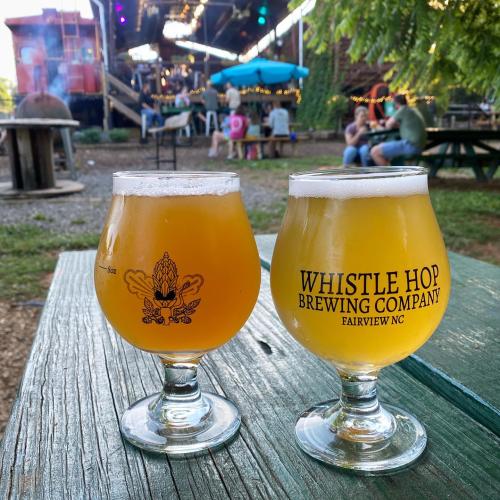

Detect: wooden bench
232,136,298,160
0,235,499,498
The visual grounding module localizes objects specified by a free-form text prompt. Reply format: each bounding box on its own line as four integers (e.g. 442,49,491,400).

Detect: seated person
175,86,190,108
208,114,230,158
343,106,371,166
370,94,427,166
139,81,163,138
245,112,262,160
228,105,248,159
268,101,289,157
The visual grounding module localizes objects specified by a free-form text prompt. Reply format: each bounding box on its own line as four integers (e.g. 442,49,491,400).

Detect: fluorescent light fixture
128,44,159,61
163,20,193,39
240,0,316,62
175,41,239,61
194,4,205,18
174,0,316,64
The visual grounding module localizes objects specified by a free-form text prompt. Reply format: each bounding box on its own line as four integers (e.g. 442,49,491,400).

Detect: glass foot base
120,392,240,455
295,400,426,474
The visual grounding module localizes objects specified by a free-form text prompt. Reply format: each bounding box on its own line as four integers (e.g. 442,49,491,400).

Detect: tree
297,49,348,130
295,0,500,98
0,78,14,115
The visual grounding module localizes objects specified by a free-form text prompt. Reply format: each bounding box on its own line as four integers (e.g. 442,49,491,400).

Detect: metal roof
109,1,289,55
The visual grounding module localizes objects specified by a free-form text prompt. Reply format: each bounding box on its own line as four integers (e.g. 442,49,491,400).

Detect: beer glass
95,172,261,454
271,167,450,473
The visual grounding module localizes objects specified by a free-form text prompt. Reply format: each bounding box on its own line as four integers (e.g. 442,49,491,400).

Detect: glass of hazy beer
271,167,450,473
95,171,261,454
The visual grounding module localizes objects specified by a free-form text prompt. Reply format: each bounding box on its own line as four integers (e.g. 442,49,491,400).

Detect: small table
0,235,498,498
0,118,81,195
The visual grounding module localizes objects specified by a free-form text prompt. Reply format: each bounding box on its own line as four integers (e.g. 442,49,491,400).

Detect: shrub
78,127,102,144
109,128,130,143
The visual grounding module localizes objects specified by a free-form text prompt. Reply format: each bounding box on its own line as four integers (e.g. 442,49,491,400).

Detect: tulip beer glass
95,172,261,454
271,167,450,473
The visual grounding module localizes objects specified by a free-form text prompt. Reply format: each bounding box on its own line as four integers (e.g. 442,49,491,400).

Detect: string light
349,94,435,105
152,87,302,103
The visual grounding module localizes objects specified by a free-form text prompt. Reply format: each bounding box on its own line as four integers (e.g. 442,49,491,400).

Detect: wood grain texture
256,234,500,435
1,250,499,499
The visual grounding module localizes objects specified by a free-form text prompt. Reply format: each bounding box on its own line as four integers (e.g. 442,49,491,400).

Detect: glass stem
328,370,396,443
148,356,211,431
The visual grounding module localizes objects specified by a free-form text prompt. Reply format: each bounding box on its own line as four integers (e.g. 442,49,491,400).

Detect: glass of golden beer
271,167,450,473
95,171,261,454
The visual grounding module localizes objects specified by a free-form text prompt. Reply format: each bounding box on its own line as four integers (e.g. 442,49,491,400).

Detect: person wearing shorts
371,94,427,166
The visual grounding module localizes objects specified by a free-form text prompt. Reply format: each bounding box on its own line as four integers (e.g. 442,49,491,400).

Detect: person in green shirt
371,94,427,166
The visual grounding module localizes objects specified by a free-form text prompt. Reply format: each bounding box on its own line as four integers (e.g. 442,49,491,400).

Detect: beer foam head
113,171,239,196
289,167,428,199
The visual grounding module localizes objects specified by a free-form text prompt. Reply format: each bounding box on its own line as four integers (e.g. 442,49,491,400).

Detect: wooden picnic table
0,235,499,498
367,128,500,181
0,118,80,191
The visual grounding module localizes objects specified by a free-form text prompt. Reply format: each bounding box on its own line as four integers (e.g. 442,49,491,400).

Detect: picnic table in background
366,128,500,181
0,235,498,498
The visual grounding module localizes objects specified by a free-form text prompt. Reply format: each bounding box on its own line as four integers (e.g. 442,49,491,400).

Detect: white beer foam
290,171,427,199
113,173,239,196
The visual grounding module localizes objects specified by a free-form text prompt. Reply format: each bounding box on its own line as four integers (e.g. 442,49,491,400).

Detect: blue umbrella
210,58,309,86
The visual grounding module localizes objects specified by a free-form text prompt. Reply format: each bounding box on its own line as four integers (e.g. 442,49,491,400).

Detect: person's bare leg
227,140,234,159
371,145,389,166
211,131,223,150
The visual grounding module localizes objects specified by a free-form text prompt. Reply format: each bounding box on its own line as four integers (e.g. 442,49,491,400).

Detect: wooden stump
6,128,56,190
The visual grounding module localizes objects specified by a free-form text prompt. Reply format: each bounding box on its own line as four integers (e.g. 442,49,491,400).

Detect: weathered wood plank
256,235,500,435
0,119,79,128
1,250,499,499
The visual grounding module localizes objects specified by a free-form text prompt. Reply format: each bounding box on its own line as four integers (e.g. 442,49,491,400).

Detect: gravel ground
0,139,345,235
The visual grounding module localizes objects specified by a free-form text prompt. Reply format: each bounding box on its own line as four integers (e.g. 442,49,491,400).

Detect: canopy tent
210,58,309,86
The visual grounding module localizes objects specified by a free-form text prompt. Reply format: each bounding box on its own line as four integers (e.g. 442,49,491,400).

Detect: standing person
343,106,371,166
201,80,219,136
370,94,427,166
225,82,241,113
139,81,163,141
268,100,289,158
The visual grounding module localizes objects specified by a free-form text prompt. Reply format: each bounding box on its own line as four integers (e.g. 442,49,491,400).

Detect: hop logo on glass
124,252,204,326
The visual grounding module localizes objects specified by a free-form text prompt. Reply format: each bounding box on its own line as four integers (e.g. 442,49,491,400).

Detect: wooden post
5,130,21,189
15,129,37,190
29,129,56,189
60,127,77,180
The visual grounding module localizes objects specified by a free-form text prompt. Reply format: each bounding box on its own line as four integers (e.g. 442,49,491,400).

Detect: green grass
0,225,99,301
430,189,500,263
249,200,287,233
226,154,343,171
0,173,498,303
33,213,53,222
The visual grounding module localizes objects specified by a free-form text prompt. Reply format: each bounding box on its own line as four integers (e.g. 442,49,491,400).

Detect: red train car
6,8,103,124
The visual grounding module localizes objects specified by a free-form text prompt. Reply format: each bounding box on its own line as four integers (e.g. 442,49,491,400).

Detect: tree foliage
295,0,500,98
0,78,14,115
297,50,348,130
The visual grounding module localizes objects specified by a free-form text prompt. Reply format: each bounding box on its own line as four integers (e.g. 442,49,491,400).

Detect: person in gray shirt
269,100,290,136
268,100,290,157
201,80,219,136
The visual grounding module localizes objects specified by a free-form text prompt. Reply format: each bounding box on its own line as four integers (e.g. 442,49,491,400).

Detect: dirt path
0,302,40,436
